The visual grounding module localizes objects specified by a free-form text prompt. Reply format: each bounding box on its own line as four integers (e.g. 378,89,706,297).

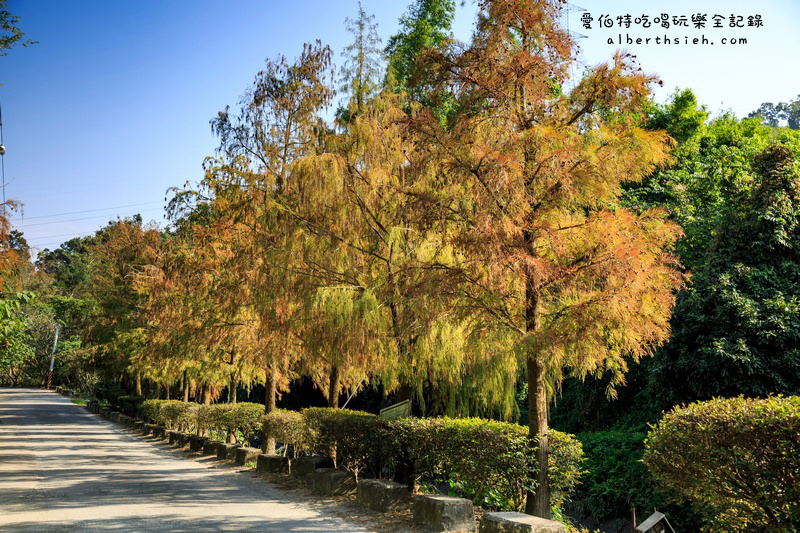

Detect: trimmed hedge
262,409,308,456
114,395,145,417
396,417,582,512
644,396,800,531
137,400,262,441
302,408,395,479
124,400,584,514
294,408,583,512
210,402,264,443
160,400,197,431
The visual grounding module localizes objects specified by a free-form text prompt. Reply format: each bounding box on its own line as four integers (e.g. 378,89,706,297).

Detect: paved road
0,388,370,532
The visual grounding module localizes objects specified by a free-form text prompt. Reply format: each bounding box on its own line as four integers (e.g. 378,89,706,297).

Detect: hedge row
644,395,800,531
141,400,264,443
264,407,583,513
136,400,583,513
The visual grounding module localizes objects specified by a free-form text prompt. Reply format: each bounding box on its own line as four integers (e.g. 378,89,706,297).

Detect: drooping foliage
410,0,684,516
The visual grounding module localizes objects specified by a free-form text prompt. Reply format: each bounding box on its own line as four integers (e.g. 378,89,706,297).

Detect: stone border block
203,440,220,456
189,435,207,452
235,447,261,466
291,456,331,478
256,454,291,474
177,433,193,448
311,468,356,496
357,478,409,512
216,443,239,461
167,430,181,445
413,495,475,532
479,512,566,533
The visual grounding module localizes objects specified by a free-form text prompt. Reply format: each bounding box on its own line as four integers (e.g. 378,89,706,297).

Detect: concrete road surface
0,388,370,532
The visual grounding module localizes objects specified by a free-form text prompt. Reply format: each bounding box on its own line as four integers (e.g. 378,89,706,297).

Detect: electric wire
8,200,164,222
15,207,164,228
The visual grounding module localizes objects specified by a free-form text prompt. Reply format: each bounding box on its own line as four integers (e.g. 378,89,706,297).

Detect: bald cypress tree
415,0,684,516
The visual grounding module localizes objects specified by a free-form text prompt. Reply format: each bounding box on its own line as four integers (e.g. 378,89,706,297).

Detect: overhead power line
15,207,164,228
8,200,164,222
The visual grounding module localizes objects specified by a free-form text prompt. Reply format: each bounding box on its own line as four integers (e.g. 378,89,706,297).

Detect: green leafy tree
337,2,383,122
0,0,36,56
750,95,800,130
651,142,800,404
385,0,455,117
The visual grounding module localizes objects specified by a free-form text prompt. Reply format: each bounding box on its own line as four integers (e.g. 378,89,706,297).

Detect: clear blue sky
2,0,799,254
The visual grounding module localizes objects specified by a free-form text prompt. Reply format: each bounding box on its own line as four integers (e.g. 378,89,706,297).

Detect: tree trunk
396,383,413,404
524,275,550,518
182,371,189,402
134,374,142,397
164,382,171,400
202,384,212,405
525,355,550,517
262,365,277,454
229,352,237,404
327,365,340,408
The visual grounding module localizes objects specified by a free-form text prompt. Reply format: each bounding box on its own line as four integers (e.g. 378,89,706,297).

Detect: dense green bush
570,431,654,522
160,400,197,431
133,400,584,515
644,396,800,531
197,402,264,443
396,417,583,512
114,395,145,417
262,409,308,456
302,407,394,479
140,399,162,423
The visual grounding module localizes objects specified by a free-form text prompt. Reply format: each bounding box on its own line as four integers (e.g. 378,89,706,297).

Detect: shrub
570,431,656,522
140,399,162,424
198,402,264,443
115,395,145,417
159,400,197,431
302,407,395,479
395,417,583,513
644,396,800,531
221,402,264,443
262,409,308,456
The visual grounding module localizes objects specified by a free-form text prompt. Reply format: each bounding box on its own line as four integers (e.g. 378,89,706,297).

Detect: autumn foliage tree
413,0,684,516
86,217,163,393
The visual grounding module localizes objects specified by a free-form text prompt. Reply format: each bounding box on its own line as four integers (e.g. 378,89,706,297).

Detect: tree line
2,0,799,523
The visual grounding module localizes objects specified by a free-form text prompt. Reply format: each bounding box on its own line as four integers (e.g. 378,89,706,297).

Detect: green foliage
646,88,708,144
338,1,383,120
749,95,800,130
261,409,308,455
302,407,394,479
0,0,36,59
570,431,656,522
650,141,800,405
395,417,583,513
384,0,455,118
36,236,95,292
115,395,145,417
159,400,197,431
644,396,800,531
197,402,264,443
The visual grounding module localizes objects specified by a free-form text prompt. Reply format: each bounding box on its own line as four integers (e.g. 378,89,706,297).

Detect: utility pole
0,103,6,218
47,325,60,389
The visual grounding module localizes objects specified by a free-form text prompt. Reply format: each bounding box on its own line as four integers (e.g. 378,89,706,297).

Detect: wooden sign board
379,399,411,420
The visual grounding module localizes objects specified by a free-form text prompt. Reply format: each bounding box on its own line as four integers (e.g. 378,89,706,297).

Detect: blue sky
2,0,799,254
